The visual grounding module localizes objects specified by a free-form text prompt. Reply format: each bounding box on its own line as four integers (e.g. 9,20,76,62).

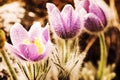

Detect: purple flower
46,3,81,39
5,22,52,61
76,0,109,32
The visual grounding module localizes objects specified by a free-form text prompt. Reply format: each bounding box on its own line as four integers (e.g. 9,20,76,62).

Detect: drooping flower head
46,3,81,39
5,22,52,61
75,0,110,32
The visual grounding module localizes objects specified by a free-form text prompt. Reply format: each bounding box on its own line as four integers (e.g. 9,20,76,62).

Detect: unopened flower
0,29,6,49
46,3,81,39
76,0,110,32
5,22,52,61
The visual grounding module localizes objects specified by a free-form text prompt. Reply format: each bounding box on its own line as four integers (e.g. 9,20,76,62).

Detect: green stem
64,40,69,63
97,32,107,80
33,64,35,80
0,49,18,80
28,62,34,80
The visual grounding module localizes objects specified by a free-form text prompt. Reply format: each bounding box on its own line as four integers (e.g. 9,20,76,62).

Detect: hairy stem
64,40,69,63
97,32,107,80
1,49,18,80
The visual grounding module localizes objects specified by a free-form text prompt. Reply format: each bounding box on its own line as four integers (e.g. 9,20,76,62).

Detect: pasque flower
76,0,109,32
5,22,52,61
46,3,81,39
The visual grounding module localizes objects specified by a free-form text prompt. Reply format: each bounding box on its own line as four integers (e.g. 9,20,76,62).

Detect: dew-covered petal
19,44,39,61
5,42,27,60
29,22,42,40
10,23,28,48
84,13,104,32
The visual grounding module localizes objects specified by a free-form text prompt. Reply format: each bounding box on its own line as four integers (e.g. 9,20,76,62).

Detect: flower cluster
5,0,109,62
3,0,113,80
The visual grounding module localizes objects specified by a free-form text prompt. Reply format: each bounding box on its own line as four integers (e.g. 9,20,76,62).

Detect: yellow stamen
24,38,43,55
34,38,43,55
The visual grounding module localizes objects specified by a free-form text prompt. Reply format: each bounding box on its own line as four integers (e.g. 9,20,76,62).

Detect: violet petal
19,44,39,61
46,3,56,14
10,23,28,48
71,16,81,37
29,22,42,40
84,13,104,32
95,0,110,23
89,0,107,26
5,42,27,61
49,8,66,38
61,4,74,34
42,25,49,44
83,0,90,12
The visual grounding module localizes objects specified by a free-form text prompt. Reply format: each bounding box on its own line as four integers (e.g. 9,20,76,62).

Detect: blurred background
0,0,120,80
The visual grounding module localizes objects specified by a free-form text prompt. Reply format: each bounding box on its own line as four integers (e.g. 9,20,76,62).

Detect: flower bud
0,29,6,49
